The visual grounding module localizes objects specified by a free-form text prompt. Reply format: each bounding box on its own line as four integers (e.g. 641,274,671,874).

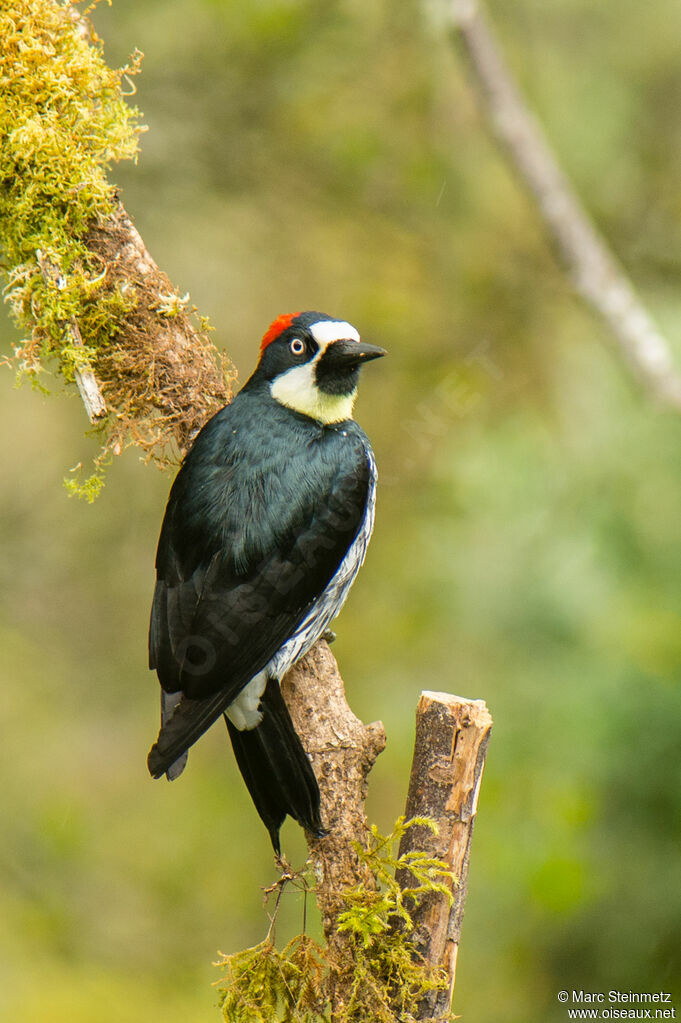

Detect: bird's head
251,311,386,424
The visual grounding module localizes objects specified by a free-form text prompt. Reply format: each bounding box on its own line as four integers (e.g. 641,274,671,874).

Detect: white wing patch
225,670,268,731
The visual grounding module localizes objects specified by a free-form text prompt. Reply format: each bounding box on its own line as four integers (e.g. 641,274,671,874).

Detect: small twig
447,0,681,410
35,250,107,424
396,691,492,1021
68,316,108,423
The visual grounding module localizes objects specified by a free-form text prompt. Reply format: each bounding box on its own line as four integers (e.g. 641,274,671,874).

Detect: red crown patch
260,312,301,354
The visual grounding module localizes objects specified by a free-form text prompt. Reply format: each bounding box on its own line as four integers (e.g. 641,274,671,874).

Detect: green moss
215,818,457,1023
0,0,143,345
0,0,143,489
217,935,328,1023
63,463,106,503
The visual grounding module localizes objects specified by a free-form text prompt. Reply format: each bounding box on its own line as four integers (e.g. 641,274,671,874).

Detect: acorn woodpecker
147,311,385,851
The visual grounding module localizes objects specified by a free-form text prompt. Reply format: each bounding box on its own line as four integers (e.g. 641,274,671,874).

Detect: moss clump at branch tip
1,0,142,352
215,817,458,1023
0,0,234,498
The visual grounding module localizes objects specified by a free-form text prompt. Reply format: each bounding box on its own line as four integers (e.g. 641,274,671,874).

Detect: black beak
320,339,387,372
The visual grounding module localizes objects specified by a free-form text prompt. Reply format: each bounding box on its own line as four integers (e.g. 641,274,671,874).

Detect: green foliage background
2,0,681,1020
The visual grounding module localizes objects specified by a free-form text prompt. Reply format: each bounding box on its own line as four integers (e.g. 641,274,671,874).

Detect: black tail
225,678,325,853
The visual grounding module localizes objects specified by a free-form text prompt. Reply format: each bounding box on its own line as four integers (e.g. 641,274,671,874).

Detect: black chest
159,386,373,582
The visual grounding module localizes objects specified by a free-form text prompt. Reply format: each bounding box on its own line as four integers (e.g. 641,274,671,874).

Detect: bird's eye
289,338,305,356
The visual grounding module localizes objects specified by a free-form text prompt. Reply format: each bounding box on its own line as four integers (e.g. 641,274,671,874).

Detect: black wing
148,396,371,775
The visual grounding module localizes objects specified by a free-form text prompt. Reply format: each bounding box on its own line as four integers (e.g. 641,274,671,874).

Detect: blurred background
2,0,681,1019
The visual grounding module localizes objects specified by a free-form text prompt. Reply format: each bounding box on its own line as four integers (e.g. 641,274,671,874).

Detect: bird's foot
322,629,336,644
273,852,294,879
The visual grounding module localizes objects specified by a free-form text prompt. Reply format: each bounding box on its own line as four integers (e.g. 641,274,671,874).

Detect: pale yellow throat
270,364,357,424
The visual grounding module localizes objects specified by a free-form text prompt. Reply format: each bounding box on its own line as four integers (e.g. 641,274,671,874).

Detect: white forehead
309,320,360,348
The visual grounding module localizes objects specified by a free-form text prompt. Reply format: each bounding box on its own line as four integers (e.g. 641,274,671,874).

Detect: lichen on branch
0,0,234,497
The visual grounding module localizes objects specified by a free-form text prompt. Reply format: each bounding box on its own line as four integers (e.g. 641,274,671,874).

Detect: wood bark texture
396,691,492,1021
282,640,386,1010
86,201,231,454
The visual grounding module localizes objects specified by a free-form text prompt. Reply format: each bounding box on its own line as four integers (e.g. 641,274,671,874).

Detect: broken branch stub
397,691,492,1020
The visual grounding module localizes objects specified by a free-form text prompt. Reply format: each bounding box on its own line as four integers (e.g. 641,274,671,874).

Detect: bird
147,311,385,852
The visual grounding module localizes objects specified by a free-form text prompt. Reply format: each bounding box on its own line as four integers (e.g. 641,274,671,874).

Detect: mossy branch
0,0,234,497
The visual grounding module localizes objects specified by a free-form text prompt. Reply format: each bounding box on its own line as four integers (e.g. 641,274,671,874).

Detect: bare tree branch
282,640,387,1011
69,316,108,423
447,0,681,410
